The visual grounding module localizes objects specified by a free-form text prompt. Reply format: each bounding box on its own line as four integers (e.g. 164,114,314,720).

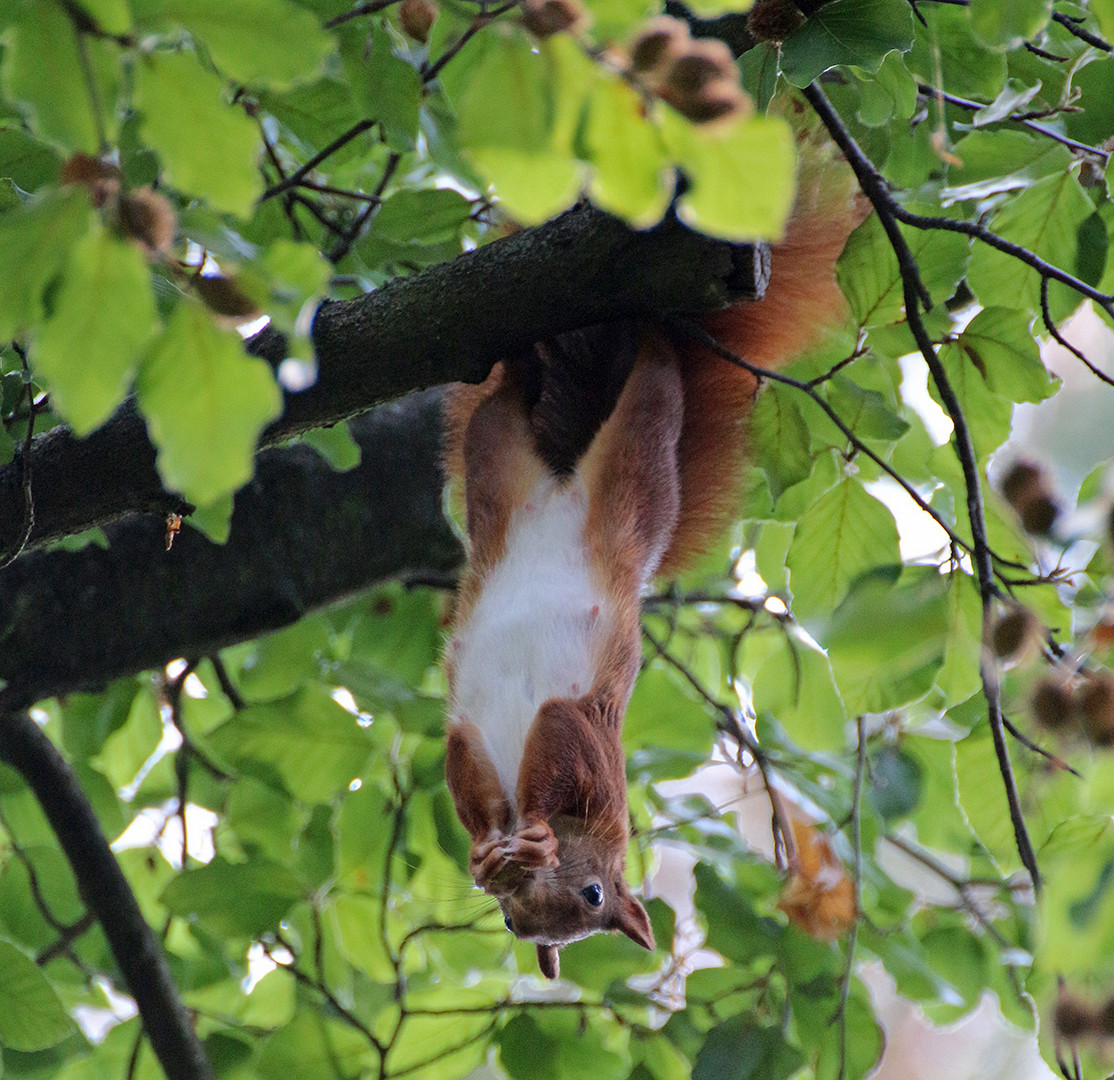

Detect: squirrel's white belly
450,475,607,801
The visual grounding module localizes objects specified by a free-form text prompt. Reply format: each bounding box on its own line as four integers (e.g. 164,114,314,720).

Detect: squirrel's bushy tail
658,148,866,576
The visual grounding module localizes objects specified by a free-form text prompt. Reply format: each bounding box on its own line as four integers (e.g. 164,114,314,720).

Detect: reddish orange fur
441,183,863,976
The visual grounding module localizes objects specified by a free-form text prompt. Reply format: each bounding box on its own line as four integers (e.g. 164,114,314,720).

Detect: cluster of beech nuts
627,17,750,125
1055,991,1114,1041
1001,460,1060,537
60,152,176,257
1029,669,1114,746
511,0,751,127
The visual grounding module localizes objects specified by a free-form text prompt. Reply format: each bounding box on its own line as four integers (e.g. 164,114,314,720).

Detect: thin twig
327,151,401,264
324,0,404,27
641,623,798,871
836,717,867,1080
668,317,972,560
1000,712,1082,777
802,80,1042,896
260,120,379,202
916,83,1110,161
0,346,38,570
1039,276,1114,388
1051,10,1112,51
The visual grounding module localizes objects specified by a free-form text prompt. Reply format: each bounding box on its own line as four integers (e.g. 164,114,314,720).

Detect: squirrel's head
494,817,654,980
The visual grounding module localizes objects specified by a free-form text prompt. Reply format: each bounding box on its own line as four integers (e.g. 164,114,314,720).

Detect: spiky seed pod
1000,460,1059,537
520,0,588,38
746,0,806,43
628,16,690,76
1029,677,1075,731
60,152,120,208
991,607,1041,664
1078,672,1114,747
117,187,177,255
399,0,437,43
194,274,262,319
1054,994,1096,1039
673,79,750,125
662,38,737,95
1096,995,1114,1036
1001,461,1043,506
1019,493,1058,536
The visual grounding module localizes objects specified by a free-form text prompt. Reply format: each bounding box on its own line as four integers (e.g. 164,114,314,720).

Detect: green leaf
372,189,474,243
905,5,1007,100
826,375,909,441
257,1011,376,1080
33,223,158,435
743,629,847,752
694,1018,803,1080
74,0,132,33
780,0,916,89
837,212,970,327
0,127,62,193
298,424,361,471
624,665,716,764
955,307,1057,404
159,0,331,88
451,29,551,154
206,684,373,803
968,0,1052,50
134,50,262,216
954,728,1020,874
584,77,672,229
328,893,394,980
91,684,162,790
935,572,983,707
786,479,900,619
824,567,950,714
341,22,420,150
854,49,917,128
499,1012,629,1080
136,300,281,507
161,856,305,936
0,189,94,340
2,1,114,152
751,383,813,500
967,170,1095,316
662,112,797,241
0,939,74,1051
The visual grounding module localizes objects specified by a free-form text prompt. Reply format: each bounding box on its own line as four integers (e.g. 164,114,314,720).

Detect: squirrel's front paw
505,820,558,869
470,832,510,890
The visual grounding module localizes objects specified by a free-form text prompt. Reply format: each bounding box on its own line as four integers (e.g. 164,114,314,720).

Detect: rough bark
0,203,767,555
0,391,461,709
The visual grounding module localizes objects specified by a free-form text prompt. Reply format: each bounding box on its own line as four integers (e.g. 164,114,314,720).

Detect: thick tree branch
0,709,215,1080
0,391,461,709
0,202,768,556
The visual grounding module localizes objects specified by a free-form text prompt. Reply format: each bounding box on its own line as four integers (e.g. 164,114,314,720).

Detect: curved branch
0,203,768,556
0,710,215,1080
802,80,1042,895
0,392,461,709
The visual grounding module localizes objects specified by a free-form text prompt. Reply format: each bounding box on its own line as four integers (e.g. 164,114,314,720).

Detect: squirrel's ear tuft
615,892,655,951
537,943,560,979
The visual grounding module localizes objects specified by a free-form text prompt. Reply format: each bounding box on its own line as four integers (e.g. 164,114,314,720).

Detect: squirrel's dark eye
580,883,604,907
503,914,514,933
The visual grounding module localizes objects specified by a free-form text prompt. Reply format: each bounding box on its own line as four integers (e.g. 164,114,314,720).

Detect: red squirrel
442,175,861,980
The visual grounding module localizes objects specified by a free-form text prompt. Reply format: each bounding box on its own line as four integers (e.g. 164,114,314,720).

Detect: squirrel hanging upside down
442,167,862,980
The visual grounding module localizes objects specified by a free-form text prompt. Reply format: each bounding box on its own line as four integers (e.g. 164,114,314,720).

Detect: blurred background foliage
2,0,1114,1078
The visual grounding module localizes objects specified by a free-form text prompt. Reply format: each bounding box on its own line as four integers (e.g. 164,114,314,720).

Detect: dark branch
802,80,1042,895
0,710,215,1080
0,203,768,556
0,392,461,709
